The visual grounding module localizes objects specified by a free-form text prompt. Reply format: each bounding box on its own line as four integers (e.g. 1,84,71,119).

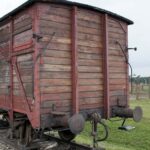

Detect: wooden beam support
9,18,14,124
103,14,110,118
71,6,79,114
125,26,129,107
32,4,41,128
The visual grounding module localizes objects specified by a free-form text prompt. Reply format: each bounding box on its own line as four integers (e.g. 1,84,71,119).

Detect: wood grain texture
40,71,71,79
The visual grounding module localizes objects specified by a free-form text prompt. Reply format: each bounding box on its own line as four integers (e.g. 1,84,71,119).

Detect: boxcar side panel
0,6,35,114
12,9,34,112
0,23,11,109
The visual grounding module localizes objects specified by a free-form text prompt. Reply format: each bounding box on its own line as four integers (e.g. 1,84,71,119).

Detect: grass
143,85,149,92
76,100,150,150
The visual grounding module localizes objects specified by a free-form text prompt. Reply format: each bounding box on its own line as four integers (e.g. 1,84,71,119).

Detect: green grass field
76,100,150,150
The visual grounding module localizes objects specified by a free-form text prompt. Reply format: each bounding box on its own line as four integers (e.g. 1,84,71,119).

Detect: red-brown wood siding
77,8,104,110
108,16,128,106
0,2,130,128
38,4,72,114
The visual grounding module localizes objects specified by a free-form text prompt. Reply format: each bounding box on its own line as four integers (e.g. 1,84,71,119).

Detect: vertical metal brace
125,25,129,107
103,14,110,119
71,6,79,114
13,62,31,112
9,18,14,124
32,4,41,128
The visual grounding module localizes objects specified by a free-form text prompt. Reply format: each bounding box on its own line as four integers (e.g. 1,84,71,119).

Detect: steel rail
44,134,105,150
0,127,105,150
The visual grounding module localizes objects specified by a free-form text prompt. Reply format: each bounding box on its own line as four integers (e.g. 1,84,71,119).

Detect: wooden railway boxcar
0,0,142,144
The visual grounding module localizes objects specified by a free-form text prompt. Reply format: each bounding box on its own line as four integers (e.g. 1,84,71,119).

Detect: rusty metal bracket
13,62,32,112
116,41,133,93
118,21,126,33
116,41,128,63
90,113,109,148
33,33,43,41
111,18,130,104
127,47,137,51
51,111,67,116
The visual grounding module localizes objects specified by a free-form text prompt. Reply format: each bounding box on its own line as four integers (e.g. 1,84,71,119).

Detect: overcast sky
0,0,149,77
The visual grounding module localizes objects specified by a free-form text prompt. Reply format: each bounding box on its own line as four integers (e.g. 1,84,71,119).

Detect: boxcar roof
0,0,133,25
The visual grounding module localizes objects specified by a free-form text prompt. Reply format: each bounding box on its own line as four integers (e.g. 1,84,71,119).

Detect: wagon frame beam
103,14,110,119
71,6,79,114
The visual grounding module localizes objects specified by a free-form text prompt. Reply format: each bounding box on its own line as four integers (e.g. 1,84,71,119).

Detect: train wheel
58,130,76,141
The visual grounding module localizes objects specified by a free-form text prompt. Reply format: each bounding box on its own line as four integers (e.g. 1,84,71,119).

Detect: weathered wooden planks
79,53,102,60
41,14,71,24
0,60,10,95
77,8,104,110
78,8,102,23
42,57,71,65
13,13,33,50
78,46,102,54
39,4,72,113
41,93,72,101
0,1,130,122
0,23,10,86
14,29,33,47
0,23,10,43
40,79,71,86
40,4,71,18
40,71,71,79
39,4,105,112
13,53,34,97
40,20,71,31
108,16,128,105
40,86,72,93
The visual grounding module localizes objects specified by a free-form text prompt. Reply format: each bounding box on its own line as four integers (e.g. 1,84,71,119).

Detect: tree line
130,76,150,84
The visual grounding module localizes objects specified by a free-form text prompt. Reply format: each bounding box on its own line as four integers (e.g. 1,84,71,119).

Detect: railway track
0,129,17,150
44,134,104,150
0,128,104,150
0,129,104,150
